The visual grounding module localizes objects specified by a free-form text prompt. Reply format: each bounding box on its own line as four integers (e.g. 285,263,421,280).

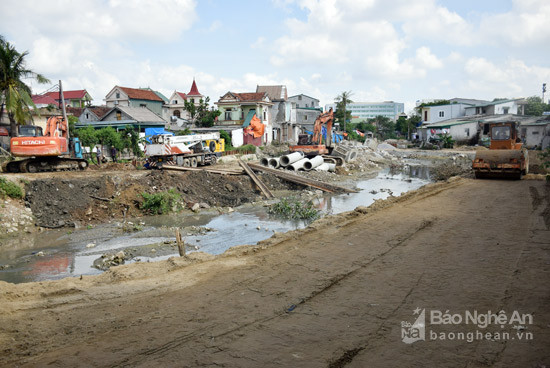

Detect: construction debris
248,163,357,193
238,159,274,199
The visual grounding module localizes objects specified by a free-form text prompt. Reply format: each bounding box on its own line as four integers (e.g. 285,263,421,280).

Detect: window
115,92,120,99
116,112,122,121
263,110,267,120
140,103,146,108
304,115,308,121
424,111,428,121
503,107,509,114
85,113,89,120
241,111,244,119
173,110,180,118
491,126,511,140
190,98,194,104
298,95,302,100
465,128,470,137
224,109,232,120
438,111,445,118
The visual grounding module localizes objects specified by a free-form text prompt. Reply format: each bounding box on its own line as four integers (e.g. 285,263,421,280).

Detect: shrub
268,198,319,220
140,189,181,214
0,178,23,199
235,144,256,153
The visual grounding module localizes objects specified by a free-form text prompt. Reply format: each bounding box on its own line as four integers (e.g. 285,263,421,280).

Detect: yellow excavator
472,121,528,179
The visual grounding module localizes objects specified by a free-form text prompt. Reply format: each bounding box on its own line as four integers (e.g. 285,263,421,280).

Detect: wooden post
176,229,185,256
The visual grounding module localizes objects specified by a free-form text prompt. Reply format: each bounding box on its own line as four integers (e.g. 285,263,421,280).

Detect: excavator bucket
472,149,526,180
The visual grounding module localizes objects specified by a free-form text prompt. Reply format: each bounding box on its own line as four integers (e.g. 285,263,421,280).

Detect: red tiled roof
32,94,59,106
118,86,163,102
44,90,88,101
187,80,201,96
176,92,187,101
234,92,267,102
89,106,112,119
66,107,84,117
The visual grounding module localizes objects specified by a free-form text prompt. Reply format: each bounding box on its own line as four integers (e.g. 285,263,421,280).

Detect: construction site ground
0,173,549,367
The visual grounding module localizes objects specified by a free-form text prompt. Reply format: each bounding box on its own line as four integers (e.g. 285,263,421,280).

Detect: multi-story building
256,85,299,143
165,80,205,125
104,86,165,117
288,94,322,131
215,91,273,144
325,101,405,122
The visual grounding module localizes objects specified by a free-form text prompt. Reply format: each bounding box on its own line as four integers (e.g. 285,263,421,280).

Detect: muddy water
0,165,430,283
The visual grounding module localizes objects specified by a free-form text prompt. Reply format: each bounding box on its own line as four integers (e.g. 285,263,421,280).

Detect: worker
111,146,117,162
96,145,102,166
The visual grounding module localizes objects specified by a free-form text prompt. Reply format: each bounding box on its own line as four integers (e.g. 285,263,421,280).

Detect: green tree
334,91,353,132
120,125,143,157
96,127,122,150
183,97,221,127
219,129,232,148
524,96,550,116
370,115,396,140
67,115,79,138
75,125,98,151
0,38,50,137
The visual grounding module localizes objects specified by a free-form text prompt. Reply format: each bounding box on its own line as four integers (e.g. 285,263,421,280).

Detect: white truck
144,133,224,168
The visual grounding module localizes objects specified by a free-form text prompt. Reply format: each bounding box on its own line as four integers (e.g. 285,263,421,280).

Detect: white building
324,101,405,122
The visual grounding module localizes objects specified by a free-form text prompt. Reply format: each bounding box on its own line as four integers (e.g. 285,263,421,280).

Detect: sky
1,0,549,114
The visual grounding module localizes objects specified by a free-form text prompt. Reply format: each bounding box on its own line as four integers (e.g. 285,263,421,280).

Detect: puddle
0,165,431,283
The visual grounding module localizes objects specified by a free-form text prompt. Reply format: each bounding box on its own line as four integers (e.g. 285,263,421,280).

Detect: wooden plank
248,163,357,194
161,165,244,175
238,160,274,199
175,229,185,257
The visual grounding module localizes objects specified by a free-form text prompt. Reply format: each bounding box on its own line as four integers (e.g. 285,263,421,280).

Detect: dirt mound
24,170,297,228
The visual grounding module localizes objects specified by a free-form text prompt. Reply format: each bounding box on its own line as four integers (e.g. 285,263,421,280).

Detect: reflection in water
0,165,431,284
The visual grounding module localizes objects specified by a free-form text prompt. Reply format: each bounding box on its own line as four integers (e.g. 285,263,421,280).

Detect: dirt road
1,178,548,367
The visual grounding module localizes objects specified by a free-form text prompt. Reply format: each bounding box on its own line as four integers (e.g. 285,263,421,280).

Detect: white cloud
463,57,550,97
479,0,550,46
414,47,443,70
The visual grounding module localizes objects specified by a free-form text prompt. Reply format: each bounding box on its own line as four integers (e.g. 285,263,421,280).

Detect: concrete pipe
303,155,324,171
268,157,280,169
288,157,309,171
260,157,269,166
280,152,304,167
345,150,358,162
315,163,337,172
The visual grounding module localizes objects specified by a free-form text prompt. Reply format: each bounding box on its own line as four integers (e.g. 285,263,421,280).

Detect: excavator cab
18,125,44,137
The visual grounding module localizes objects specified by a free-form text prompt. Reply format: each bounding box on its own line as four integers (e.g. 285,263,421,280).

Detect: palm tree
334,91,353,132
0,39,50,137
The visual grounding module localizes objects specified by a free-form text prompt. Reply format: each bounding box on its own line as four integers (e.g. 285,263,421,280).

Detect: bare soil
21,169,299,228
0,178,548,367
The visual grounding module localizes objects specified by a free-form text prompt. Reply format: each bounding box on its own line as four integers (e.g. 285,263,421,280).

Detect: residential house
256,85,298,143
104,86,164,117
75,105,166,132
31,94,59,109
418,119,480,144
288,94,322,132
44,89,93,108
74,106,112,124
520,118,550,149
215,91,273,144
164,80,205,127
418,98,526,125
464,99,526,116
418,102,472,125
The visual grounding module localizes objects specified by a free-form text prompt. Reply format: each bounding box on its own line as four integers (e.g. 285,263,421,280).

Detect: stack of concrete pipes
260,152,336,172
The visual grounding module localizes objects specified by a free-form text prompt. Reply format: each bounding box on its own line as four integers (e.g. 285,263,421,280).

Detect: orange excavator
290,108,334,155
472,121,528,179
4,81,88,173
